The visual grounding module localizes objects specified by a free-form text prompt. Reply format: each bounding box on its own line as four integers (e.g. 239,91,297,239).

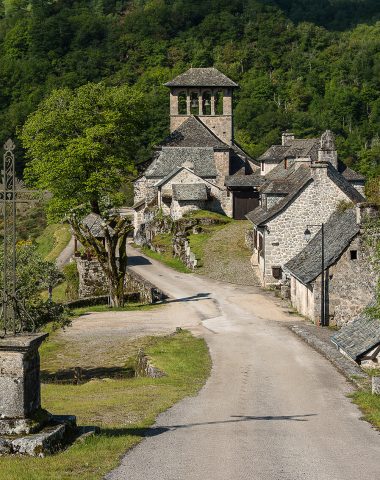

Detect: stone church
133,67,261,231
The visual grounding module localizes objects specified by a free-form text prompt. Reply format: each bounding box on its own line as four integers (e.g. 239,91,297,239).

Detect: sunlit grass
0,331,211,480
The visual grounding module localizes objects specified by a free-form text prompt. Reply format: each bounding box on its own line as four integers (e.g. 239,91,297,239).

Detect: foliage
350,390,380,430
0,1,375,182
363,217,380,320
63,262,79,301
0,242,68,330
20,82,148,220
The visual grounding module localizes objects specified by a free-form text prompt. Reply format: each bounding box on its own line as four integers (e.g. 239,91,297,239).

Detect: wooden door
233,191,259,220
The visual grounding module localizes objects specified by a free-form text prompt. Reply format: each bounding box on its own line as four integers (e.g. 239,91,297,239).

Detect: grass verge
0,330,211,480
36,224,71,261
140,246,190,273
350,390,380,429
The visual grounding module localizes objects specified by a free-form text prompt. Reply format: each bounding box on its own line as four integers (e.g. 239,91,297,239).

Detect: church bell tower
164,67,238,145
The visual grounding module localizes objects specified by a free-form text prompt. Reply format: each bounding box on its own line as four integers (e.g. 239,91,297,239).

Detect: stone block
372,376,380,395
0,334,48,422
11,424,66,457
0,438,12,454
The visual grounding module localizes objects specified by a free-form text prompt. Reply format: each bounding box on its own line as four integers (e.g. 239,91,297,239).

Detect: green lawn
0,330,211,479
36,224,71,261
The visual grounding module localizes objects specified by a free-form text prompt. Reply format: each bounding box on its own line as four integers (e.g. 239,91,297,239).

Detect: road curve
106,246,380,480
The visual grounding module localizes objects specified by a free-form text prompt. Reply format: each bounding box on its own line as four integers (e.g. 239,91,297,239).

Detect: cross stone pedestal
0,333,49,435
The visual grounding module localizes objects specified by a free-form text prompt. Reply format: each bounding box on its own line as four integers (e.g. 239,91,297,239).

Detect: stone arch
202,91,212,115
178,91,187,115
190,91,199,115
215,90,224,115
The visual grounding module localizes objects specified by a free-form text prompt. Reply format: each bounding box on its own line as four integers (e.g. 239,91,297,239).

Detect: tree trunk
70,214,132,308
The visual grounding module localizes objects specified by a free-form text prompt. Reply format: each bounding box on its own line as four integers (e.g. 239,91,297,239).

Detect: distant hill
0,0,379,184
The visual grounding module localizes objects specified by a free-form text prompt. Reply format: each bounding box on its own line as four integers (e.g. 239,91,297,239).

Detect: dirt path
197,220,259,285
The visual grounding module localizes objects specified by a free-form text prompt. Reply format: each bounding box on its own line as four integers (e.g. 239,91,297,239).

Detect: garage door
233,191,259,220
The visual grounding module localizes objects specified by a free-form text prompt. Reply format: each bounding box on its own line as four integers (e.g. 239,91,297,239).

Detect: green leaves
20,82,147,220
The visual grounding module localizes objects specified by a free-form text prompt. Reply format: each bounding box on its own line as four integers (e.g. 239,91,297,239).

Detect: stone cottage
283,204,379,326
133,67,262,234
246,131,366,286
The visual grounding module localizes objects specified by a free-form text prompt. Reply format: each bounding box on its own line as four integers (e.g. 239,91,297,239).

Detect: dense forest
0,0,379,193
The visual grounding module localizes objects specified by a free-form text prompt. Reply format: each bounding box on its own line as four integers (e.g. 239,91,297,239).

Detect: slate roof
327,167,365,203
338,162,366,182
145,147,217,178
164,68,238,88
331,312,380,360
245,165,312,226
82,213,115,238
172,183,208,201
160,116,228,149
246,163,365,227
283,209,360,285
258,139,319,163
225,174,265,188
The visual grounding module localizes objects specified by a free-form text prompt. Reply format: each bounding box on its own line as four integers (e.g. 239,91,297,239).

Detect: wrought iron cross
1,139,38,336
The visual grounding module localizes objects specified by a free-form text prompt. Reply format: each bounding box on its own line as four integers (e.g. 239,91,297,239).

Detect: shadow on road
128,255,152,266
161,293,211,304
100,414,318,438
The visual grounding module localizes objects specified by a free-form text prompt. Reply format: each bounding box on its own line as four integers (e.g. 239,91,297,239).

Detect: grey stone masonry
0,334,48,422
372,376,380,395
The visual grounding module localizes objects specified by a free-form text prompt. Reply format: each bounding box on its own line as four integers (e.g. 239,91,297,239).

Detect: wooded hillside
0,0,379,190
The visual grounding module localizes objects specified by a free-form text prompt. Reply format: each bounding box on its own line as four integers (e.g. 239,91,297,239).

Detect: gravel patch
197,221,259,286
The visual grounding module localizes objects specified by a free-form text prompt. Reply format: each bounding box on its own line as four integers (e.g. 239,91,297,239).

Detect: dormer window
178,91,187,115
202,91,212,115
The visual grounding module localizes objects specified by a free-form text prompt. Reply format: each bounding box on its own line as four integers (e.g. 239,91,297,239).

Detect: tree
20,82,148,307
0,242,66,332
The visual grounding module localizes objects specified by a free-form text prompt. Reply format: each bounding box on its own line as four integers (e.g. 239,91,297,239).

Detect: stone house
133,67,262,235
246,131,366,286
283,204,379,327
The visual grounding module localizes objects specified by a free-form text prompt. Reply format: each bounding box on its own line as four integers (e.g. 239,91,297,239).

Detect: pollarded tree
20,82,148,307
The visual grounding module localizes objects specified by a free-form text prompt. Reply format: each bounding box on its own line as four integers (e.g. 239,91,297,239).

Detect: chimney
282,132,295,146
356,202,379,226
318,130,338,169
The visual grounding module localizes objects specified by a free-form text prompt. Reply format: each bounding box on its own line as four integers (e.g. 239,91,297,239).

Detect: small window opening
284,158,288,169
272,266,282,280
215,90,224,115
202,91,212,115
190,92,199,115
350,250,358,260
178,91,187,115
261,162,264,172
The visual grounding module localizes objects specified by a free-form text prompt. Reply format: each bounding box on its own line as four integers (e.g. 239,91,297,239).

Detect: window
202,91,212,115
178,91,187,115
215,90,224,115
261,162,264,172
190,91,199,115
272,266,282,280
350,250,358,260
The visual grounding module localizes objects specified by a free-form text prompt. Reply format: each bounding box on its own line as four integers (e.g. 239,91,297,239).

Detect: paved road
106,246,380,480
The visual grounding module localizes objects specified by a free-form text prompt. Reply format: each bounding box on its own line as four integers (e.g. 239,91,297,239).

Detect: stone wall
172,232,198,269
289,236,377,327
325,237,377,326
75,258,165,304
261,164,356,285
